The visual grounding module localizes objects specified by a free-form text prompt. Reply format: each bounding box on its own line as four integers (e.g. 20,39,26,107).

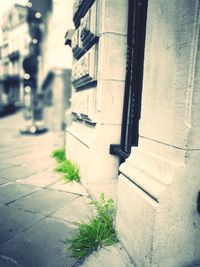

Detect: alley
0,112,92,267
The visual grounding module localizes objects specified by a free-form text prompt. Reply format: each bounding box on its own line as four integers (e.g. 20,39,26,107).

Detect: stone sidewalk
0,112,133,267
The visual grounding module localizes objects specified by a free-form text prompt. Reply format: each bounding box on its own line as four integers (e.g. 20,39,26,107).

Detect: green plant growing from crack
68,193,118,258
52,148,80,182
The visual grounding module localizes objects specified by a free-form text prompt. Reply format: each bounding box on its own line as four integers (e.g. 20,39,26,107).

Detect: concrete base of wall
116,143,200,267
65,122,120,188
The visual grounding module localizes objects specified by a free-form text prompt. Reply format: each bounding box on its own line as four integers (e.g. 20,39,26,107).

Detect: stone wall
66,0,128,186
116,1,200,266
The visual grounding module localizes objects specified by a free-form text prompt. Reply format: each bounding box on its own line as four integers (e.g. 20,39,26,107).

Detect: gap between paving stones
2,186,41,205
0,195,81,249
8,189,80,217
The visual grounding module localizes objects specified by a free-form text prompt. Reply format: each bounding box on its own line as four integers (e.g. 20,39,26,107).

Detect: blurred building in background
0,4,29,115
21,0,73,131
0,0,73,131
38,0,73,131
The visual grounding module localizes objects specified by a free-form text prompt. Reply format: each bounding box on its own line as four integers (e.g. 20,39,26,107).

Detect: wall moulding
72,43,98,90
70,88,97,125
72,1,99,60
73,0,95,28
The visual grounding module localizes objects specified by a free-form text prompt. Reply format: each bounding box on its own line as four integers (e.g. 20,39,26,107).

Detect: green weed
68,193,118,258
52,148,66,162
52,148,80,182
55,160,80,182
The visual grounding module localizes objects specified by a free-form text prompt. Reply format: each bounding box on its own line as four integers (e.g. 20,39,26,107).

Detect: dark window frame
110,0,148,162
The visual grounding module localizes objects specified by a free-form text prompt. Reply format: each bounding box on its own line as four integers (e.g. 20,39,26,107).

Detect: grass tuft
52,148,80,182
55,160,80,182
68,193,118,258
52,148,66,162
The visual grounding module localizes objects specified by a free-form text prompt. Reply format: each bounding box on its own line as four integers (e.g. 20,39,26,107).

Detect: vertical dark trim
110,0,148,162
122,0,148,152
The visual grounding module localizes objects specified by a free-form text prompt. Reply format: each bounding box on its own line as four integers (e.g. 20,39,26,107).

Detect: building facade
6,0,74,131
66,0,200,266
39,0,73,79
35,0,73,131
0,4,29,112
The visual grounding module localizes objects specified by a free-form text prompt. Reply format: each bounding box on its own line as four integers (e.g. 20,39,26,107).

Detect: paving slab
80,244,134,267
0,177,9,186
0,255,23,267
2,151,47,165
17,170,60,188
0,162,15,171
23,157,56,172
0,148,36,162
51,196,95,224
14,158,56,178
0,183,39,205
0,205,44,245
10,188,78,215
49,180,89,196
0,166,37,182
0,217,78,267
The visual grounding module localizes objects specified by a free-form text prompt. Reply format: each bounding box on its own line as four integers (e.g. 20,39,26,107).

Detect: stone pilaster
116,1,200,266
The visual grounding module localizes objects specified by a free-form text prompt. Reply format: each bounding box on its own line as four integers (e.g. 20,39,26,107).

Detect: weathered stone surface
0,183,39,205
0,165,36,182
96,80,125,124
66,123,121,184
98,33,127,82
0,255,23,267
0,162,14,171
85,179,118,203
10,188,78,215
3,151,50,165
0,177,9,186
49,180,89,196
116,1,200,267
81,244,134,267
0,218,78,267
72,43,98,88
0,147,38,162
0,205,44,245
71,88,96,122
17,170,60,188
51,196,95,223
72,1,98,57
19,156,57,174
139,0,200,150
